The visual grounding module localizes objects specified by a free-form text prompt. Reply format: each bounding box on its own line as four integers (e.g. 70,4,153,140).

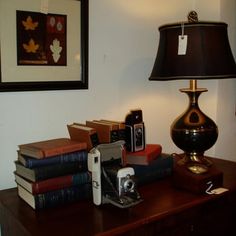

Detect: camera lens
134,126,143,147
124,179,134,192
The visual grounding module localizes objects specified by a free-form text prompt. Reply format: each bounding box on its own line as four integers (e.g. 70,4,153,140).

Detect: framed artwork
16,11,67,66
0,0,88,91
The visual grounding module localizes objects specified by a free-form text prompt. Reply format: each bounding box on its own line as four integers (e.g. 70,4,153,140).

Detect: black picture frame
0,0,88,92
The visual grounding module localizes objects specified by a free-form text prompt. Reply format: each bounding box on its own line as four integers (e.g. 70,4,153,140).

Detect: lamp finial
188,11,198,23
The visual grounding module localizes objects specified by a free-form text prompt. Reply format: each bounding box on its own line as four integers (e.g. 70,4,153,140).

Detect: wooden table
0,157,236,236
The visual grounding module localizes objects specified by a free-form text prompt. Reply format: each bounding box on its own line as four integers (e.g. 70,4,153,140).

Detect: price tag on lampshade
178,35,188,55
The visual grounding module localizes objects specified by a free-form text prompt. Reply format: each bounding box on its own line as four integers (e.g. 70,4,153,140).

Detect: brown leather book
86,120,119,143
67,123,99,151
100,120,126,141
18,138,87,159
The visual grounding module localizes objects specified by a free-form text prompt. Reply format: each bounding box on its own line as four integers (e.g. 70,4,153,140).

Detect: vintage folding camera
125,109,145,152
87,140,142,208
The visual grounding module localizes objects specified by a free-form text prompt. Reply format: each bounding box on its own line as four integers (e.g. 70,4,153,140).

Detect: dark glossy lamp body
171,88,218,166
149,21,236,173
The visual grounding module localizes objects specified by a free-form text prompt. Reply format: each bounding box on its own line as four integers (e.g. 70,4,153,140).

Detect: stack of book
125,144,174,186
14,138,92,210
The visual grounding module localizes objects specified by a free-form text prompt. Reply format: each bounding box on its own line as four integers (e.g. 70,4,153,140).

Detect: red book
14,172,91,194
18,138,87,159
125,144,162,165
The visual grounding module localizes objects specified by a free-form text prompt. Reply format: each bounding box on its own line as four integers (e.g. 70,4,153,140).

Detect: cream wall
0,0,235,190
215,0,236,161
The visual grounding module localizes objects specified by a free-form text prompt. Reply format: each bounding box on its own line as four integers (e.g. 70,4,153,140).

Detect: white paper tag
210,187,229,195
40,0,49,14
178,35,188,55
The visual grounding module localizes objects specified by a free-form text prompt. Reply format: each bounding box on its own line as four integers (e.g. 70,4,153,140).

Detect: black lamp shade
149,22,236,80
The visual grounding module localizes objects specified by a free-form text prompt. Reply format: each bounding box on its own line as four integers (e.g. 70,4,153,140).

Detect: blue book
130,153,174,186
18,183,92,210
18,150,87,169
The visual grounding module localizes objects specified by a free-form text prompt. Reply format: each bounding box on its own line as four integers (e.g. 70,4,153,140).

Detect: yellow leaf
22,16,38,30
23,39,39,53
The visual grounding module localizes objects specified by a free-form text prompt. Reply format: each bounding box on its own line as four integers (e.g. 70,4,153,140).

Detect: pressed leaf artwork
17,10,67,65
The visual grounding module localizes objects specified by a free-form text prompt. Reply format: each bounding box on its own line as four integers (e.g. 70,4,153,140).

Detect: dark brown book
100,120,126,140
67,123,99,151
18,138,87,159
86,120,119,143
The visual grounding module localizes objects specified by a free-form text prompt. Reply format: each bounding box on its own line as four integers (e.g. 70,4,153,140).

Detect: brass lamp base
177,153,213,174
171,80,218,174
177,154,212,174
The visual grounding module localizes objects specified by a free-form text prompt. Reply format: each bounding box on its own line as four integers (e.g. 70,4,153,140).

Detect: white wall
215,0,236,161
0,0,235,190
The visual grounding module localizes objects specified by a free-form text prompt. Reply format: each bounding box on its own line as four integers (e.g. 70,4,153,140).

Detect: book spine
131,154,173,186
35,161,88,181
22,151,87,168
72,172,92,185
35,184,92,209
33,172,91,194
135,167,173,186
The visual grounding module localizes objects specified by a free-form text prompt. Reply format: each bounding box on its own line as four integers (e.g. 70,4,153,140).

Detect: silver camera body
88,140,142,208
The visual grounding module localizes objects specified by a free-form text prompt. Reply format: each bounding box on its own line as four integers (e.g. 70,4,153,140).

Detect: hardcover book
17,183,92,210
130,153,173,186
18,138,87,159
125,144,162,165
86,120,119,143
99,120,126,141
15,160,88,182
67,123,99,151
15,171,91,194
18,150,87,168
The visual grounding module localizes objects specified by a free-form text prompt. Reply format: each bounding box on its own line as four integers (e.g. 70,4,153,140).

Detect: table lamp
149,12,236,174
